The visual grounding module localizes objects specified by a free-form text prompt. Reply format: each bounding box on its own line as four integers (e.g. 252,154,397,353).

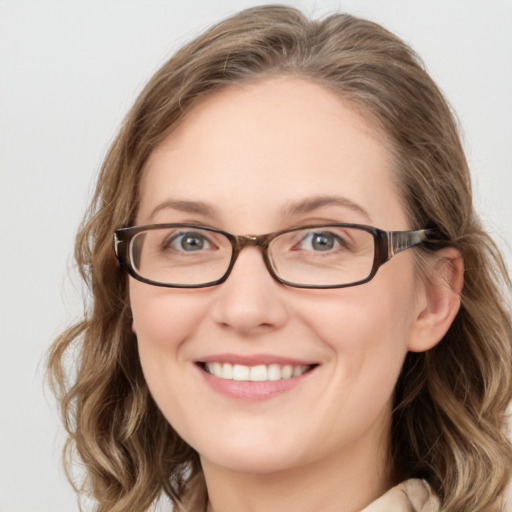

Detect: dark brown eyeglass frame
114,223,430,289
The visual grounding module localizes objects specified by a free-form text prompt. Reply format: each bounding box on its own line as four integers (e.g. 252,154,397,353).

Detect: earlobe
407,248,464,353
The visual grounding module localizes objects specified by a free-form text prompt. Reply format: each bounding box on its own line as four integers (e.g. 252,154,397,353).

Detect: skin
130,77,462,512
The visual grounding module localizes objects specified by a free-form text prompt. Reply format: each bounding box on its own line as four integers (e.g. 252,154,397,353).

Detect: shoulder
361,479,440,512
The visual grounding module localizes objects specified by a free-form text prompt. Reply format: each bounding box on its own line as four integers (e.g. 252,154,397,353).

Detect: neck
202,422,393,512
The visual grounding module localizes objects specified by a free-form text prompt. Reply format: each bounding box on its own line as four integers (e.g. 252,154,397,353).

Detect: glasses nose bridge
229,233,274,275
232,233,270,254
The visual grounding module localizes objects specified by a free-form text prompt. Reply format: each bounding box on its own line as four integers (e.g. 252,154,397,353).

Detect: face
130,77,425,478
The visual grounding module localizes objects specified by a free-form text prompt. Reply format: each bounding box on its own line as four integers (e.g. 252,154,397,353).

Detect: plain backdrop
1,1,511,511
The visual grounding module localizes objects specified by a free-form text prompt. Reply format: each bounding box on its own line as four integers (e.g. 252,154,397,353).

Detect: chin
200,447,303,475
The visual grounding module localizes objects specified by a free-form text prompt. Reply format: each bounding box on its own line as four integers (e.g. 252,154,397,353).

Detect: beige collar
182,476,439,512
361,479,439,512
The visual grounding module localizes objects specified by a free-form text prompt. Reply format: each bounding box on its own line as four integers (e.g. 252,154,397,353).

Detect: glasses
114,223,429,289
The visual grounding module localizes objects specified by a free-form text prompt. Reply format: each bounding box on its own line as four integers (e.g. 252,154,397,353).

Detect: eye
299,231,343,251
165,231,213,252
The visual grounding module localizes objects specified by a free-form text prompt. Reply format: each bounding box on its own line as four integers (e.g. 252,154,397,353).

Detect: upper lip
197,353,317,366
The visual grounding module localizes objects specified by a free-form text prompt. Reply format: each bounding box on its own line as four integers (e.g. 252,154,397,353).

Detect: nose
209,246,289,337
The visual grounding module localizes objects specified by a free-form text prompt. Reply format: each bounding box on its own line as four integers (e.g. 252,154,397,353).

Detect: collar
361,479,439,512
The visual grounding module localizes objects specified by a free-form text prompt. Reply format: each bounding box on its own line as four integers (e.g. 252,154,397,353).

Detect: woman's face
130,77,426,477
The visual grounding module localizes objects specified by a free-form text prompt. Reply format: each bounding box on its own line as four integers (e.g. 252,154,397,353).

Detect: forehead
139,77,407,231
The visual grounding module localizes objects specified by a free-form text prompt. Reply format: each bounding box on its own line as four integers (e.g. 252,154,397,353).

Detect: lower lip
197,365,315,401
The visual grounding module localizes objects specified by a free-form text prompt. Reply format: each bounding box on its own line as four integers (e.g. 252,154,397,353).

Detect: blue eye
301,231,341,251
167,232,212,252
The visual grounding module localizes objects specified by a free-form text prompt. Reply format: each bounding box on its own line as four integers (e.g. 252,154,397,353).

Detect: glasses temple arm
388,229,429,258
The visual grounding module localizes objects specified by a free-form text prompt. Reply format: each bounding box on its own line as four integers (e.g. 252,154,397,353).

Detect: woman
47,5,512,511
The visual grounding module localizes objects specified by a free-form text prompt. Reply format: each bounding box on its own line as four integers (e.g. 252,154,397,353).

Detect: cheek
304,262,420,390
308,282,416,351
129,280,212,431
129,280,210,403
130,281,208,348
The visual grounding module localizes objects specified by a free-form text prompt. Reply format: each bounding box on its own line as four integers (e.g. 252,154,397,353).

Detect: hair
47,5,512,512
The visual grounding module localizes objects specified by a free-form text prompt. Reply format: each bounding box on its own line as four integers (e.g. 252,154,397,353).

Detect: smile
202,362,312,381
196,357,318,400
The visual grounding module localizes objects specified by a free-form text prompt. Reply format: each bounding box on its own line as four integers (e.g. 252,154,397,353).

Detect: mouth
197,362,317,382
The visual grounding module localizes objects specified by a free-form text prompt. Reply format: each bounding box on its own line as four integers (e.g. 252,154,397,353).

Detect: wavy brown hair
47,5,512,511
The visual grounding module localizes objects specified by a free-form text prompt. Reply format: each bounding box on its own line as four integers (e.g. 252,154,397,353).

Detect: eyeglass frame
113,222,430,289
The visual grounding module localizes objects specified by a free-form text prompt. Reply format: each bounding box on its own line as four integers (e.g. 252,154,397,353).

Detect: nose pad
210,246,288,336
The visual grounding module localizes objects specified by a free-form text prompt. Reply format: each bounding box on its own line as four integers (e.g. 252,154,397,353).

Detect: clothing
361,479,439,512
183,477,439,511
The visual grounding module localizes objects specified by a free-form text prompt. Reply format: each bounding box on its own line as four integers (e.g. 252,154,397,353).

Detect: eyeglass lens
130,225,376,287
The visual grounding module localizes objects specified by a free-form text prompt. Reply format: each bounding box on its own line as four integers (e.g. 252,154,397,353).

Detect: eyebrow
282,195,372,221
148,195,371,223
149,199,215,219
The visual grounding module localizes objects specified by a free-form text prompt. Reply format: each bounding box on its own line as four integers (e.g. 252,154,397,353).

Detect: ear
407,248,464,353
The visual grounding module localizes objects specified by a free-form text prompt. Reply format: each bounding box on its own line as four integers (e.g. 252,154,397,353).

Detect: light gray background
1,1,511,511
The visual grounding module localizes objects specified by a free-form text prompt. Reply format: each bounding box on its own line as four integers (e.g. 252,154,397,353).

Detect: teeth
204,362,310,381
221,363,233,379
250,364,267,381
267,364,281,381
293,365,304,377
233,364,249,381
212,362,222,377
